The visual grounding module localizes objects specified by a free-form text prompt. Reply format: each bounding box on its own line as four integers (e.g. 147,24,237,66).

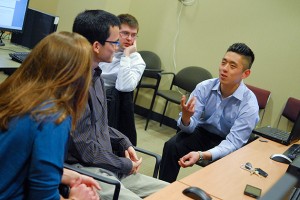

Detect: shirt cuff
208,148,221,161
120,157,133,174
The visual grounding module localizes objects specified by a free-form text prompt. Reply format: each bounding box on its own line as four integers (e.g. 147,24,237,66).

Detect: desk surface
0,39,29,69
179,139,292,200
144,181,222,200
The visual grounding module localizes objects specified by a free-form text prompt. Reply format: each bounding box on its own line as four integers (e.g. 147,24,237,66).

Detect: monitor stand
0,39,5,46
0,31,5,46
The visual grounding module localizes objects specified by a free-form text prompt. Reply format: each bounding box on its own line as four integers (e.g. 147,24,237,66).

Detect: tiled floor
135,114,202,180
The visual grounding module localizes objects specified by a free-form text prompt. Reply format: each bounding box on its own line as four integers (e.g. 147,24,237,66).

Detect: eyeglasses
105,40,120,48
119,31,138,39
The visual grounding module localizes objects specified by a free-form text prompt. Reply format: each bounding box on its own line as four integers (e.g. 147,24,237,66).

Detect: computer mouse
182,186,212,200
270,154,292,164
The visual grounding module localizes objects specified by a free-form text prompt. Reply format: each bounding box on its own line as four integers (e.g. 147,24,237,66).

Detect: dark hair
227,43,255,69
73,10,120,45
118,14,139,32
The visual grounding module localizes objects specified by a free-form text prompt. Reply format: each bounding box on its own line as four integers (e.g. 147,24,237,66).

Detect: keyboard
255,126,289,140
283,144,300,160
9,52,30,63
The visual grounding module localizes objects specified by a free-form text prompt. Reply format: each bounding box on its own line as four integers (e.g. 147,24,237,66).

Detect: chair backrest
246,84,271,127
277,97,300,128
173,66,212,92
281,97,300,122
246,84,271,110
138,51,162,79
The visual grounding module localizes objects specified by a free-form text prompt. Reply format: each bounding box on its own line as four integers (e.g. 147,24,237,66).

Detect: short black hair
73,10,120,45
227,43,255,69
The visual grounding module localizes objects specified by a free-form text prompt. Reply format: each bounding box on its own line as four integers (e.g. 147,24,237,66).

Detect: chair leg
145,90,157,130
134,87,140,104
160,101,169,126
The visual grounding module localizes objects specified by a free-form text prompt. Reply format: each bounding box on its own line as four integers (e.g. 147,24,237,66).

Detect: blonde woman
0,32,100,200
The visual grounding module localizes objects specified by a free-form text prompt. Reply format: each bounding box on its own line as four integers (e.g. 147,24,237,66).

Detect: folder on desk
253,113,300,145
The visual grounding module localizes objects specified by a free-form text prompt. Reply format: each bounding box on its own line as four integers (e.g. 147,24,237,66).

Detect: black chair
61,163,121,200
134,146,161,178
145,66,212,130
133,51,162,130
61,146,161,200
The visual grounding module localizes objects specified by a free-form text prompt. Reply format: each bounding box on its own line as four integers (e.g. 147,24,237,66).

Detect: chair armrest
134,146,161,178
64,163,121,200
159,71,175,76
144,69,163,73
158,72,176,81
143,69,163,78
59,184,70,198
158,72,176,90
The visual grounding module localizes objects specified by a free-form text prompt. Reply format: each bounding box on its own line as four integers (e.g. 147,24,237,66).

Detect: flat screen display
10,8,59,49
0,0,30,32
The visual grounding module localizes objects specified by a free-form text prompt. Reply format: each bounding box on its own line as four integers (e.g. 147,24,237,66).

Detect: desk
180,139,292,199
146,139,295,200
0,39,29,74
144,181,222,200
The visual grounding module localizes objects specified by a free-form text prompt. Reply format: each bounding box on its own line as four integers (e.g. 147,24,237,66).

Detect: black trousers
159,126,224,183
106,88,137,146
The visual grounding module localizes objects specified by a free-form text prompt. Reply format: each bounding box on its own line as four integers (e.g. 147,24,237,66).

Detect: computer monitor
259,173,298,200
0,0,30,46
10,8,59,49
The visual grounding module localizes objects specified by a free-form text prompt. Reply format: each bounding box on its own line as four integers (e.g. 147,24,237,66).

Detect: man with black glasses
99,14,145,146
67,10,167,200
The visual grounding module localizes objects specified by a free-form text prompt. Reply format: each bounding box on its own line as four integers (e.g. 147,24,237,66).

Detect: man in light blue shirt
159,43,259,183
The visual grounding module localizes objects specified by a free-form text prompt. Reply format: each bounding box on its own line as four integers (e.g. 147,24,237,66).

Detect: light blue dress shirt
178,78,259,161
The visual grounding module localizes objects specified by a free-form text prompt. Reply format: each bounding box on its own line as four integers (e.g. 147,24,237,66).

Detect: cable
180,0,196,6
172,0,198,95
172,3,184,95
172,3,183,75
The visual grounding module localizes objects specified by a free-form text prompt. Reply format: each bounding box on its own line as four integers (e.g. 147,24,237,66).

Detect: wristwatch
198,151,204,161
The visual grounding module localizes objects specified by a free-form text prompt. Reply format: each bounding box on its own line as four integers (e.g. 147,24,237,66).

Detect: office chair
246,84,271,127
277,97,300,128
61,147,161,200
145,66,212,130
61,163,121,200
133,51,163,130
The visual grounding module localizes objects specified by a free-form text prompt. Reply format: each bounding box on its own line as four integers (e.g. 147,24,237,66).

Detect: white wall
29,0,300,128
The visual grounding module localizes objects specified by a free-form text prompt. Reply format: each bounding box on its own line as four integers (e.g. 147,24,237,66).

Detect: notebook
253,112,300,145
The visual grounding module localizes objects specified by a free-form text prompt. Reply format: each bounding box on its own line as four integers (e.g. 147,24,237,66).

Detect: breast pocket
222,111,237,128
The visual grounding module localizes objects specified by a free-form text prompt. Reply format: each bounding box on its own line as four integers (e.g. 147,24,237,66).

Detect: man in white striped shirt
99,14,146,146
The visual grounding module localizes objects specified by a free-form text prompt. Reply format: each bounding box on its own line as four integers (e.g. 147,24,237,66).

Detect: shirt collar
213,79,246,101
93,68,102,79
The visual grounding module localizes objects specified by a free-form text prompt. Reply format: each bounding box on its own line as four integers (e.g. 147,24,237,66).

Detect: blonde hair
0,31,92,131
